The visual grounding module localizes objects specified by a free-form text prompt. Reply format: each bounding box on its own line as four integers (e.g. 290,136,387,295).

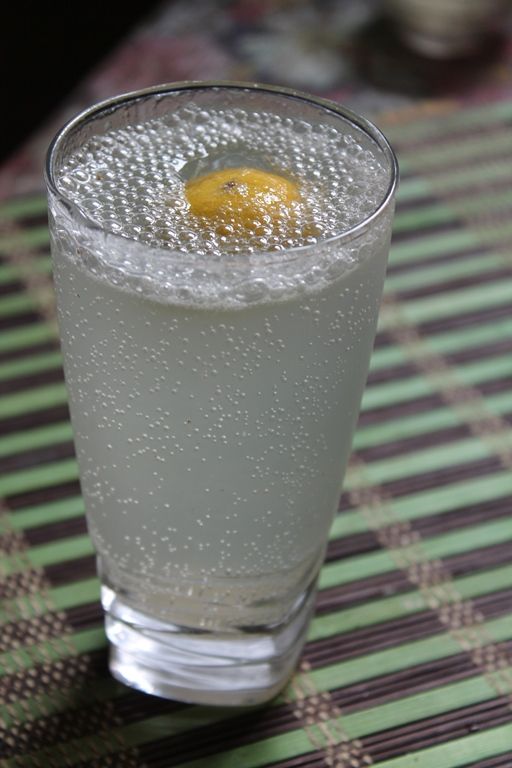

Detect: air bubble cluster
54,102,391,307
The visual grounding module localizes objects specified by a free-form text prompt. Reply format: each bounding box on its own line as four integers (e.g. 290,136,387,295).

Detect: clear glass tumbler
45,82,398,706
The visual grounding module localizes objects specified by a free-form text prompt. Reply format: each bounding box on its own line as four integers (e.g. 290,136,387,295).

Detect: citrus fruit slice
185,166,301,236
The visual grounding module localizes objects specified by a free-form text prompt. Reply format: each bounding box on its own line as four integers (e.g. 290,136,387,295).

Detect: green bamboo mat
2,94,512,767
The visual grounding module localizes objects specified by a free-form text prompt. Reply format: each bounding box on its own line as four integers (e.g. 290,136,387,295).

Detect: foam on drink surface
55,102,390,307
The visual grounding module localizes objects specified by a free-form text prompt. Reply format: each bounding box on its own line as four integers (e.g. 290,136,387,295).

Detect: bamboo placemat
2,92,512,766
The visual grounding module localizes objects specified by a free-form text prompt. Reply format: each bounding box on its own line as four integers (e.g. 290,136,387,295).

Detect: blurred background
1,1,161,164
3,0,512,161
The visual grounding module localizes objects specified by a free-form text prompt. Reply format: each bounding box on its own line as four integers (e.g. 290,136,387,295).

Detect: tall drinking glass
45,82,398,706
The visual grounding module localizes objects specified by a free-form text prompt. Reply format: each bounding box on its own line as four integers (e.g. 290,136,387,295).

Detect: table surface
2,1,512,766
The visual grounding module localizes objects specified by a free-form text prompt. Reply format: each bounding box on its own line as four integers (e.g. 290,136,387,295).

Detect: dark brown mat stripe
373,329,396,349
325,529,380,561
0,311,43,331
463,755,512,768
358,393,446,427
317,571,411,613
391,220,465,244
362,698,512,763
0,338,59,364
65,601,103,631
74,754,216,768
444,540,512,579
334,488,512,562
387,245,490,276
448,337,512,365
337,489,512,551
0,557,94,599
330,652,508,714
367,362,418,386
386,120,512,153
7,478,79,509
412,495,512,538
431,166,512,199
359,383,510,428
367,337,512,389
395,193,441,213
77,747,326,768
352,412,512,474
418,301,512,337
355,423,471,461
309,590,512,670
0,403,70,439
337,458,505,510
128,749,328,768
14,213,50,229
0,440,75,475
318,540,512,614
0,279,25,297
24,514,87,546
227,755,325,768
45,555,96,587
398,119,512,151
330,486,512,559
478,375,512,397
305,610,444,668
0,365,64,397
393,266,512,301
377,455,503,499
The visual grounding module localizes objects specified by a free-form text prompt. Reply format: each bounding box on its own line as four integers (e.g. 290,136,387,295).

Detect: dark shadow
349,12,508,98
1,2,163,164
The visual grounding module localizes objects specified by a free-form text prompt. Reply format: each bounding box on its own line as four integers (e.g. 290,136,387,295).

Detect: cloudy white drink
47,84,397,705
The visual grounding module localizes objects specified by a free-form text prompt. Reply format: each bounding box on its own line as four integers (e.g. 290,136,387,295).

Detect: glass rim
45,80,399,256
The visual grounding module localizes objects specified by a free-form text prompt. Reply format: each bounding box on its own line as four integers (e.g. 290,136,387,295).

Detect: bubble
54,103,390,308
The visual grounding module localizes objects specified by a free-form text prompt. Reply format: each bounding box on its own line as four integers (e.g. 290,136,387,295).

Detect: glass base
104,581,316,706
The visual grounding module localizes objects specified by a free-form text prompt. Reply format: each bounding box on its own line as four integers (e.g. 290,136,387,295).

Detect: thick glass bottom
104,580,317,706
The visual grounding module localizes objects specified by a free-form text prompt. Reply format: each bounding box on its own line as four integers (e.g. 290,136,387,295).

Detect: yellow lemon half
185,166,302,236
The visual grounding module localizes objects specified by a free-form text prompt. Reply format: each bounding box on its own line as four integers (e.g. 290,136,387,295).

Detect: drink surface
50,97,393,628
54,99,390,309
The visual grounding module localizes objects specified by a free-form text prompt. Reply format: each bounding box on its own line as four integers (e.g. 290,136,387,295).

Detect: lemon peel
185,167,302,237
